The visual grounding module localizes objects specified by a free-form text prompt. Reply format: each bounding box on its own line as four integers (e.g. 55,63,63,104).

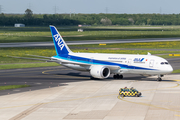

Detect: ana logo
54,34,64,50
134,58,145,63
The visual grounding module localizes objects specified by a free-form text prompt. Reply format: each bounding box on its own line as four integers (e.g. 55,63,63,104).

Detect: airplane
10,25,174,81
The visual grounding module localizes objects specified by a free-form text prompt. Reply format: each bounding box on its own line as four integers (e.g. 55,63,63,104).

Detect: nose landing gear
157,75,163,81
157,77,162,81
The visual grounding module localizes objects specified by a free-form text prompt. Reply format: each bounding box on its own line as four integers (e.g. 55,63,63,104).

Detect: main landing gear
157,77,162,81
113,74,123,79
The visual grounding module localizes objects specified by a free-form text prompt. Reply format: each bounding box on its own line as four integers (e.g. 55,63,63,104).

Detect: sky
0,0,180,14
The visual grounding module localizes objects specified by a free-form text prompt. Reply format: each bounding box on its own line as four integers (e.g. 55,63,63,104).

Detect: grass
71,41,180,49
0,46,179,69
0,47,59,69
63,30,180,41
0,26,180,71
1,26,180,43
0,84,30,90
172,69,180,74
0,47,56,64
72,49,180,55
0,46,179,64
158,55,180,59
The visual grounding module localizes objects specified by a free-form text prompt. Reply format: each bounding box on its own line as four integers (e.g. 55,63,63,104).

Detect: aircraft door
149,60,154,67
128,59,133,73
128,59,132,66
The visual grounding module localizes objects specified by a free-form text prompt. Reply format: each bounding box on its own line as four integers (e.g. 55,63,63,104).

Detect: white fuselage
49,25,173,80
52,52,173,76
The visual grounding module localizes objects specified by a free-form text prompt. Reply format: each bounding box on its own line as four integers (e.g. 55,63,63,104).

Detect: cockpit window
161,62,169,65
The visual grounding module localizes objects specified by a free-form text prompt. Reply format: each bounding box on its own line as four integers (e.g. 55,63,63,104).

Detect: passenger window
165,62,169,64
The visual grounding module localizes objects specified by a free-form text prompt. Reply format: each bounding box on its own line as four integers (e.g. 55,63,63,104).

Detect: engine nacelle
90,66,110,79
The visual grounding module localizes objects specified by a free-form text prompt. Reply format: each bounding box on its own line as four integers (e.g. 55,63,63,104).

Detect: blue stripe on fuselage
54,54,156,71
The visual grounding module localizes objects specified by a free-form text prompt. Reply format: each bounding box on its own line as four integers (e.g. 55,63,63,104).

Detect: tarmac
0,71,180,120
1,37,180,48
0,58,180,120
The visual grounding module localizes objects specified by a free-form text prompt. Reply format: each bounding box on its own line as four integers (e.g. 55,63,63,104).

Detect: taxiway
0,58,180,120
1,37,180,48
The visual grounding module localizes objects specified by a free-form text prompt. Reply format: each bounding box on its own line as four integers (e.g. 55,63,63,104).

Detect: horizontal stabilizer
25,54,52,59
7,55,57,62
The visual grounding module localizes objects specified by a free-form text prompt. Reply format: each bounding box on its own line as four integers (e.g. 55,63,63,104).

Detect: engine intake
90,66,110,79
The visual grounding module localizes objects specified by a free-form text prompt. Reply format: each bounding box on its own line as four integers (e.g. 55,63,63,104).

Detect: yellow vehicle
119,88,142,97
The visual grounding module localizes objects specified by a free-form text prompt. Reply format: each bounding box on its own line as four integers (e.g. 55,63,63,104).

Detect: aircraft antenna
160,7,162,14
54,6,57,14
70,10,71,18
105,7,108,14
0,5,2,14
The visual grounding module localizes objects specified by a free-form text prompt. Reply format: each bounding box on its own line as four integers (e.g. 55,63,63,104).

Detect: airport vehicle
12,26,173,81
119,87,142,97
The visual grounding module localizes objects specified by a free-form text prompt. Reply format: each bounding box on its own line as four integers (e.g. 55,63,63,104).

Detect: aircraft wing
59,59,121,71
106,65,120,70
8,54,121,71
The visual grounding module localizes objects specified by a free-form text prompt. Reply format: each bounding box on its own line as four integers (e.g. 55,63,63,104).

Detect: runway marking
141,82,179,92
42,69,70,75
0,75,89,79
118,83,180,115
0,82,179,110
42,69,57,74
0,69,51,76
0,67,68,76
174,80,180,82
118,95,180,113
175,114,180,117
42,69,90,79
0,68,76,79
9,103,44,120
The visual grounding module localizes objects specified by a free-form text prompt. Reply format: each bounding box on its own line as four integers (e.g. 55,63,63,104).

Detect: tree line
1,9,180,26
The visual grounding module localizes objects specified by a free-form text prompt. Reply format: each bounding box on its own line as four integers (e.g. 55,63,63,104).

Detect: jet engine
90,66,110,79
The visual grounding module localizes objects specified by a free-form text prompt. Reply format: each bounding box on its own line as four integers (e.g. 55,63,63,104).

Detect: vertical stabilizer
50,25,72,55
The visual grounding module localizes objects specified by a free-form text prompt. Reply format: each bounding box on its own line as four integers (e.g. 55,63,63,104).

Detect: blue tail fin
50,25,72,55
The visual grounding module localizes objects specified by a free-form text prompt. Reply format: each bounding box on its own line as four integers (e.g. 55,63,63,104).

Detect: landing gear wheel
157,77,162,81
116,74,120,79
113,75,117,79
113,74,123,79
119,75,123,79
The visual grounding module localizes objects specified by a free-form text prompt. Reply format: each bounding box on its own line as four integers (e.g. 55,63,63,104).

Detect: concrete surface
0,55,180,120
0,74,180,120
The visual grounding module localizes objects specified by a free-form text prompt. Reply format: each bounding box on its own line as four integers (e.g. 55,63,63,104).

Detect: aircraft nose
167,65,173,73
